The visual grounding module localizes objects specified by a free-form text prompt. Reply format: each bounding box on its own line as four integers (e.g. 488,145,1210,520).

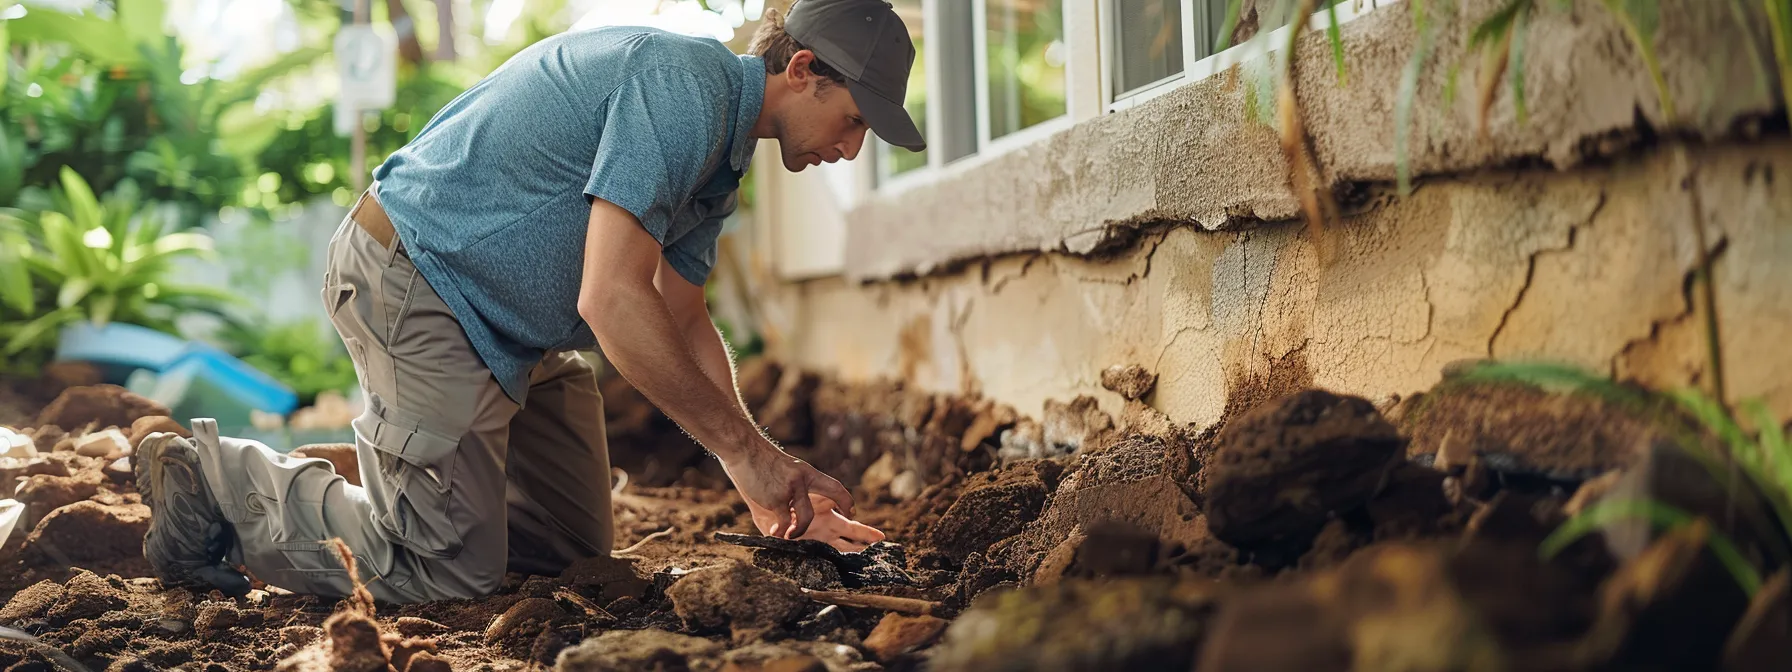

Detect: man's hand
748,492,886,552
717,441,858,539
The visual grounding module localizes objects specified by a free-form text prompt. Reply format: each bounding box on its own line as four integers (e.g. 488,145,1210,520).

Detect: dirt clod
667,560,808,643
932,577,1217,672
24,501,151,565
485,597,563,644
36,386,169,436
862,612,948,661
323,611,390,672
553,628,724,672
16,470,105,529
926,463,1053,563
46,570,127,624
1205,389,1404,562
1100,365,1158,401
0,580,64,621
559,554,651,603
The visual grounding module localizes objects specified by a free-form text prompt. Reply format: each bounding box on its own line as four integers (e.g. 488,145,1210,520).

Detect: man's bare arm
579,198,852,536
654,259,751,419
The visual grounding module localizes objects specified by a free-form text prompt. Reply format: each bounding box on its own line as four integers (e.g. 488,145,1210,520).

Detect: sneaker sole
135,432,250,597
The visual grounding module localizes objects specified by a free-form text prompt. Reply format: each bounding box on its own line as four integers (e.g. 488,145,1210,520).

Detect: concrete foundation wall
742,0,1791,429
760,141,1792,427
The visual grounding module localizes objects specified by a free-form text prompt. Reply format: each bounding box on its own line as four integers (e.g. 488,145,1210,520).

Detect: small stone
404,651,453,672
0,427,37,459
73,428,130,458
667,560,807,644
551,588,617,625
863,612,948,661
149,617,191,635
858,452,897,497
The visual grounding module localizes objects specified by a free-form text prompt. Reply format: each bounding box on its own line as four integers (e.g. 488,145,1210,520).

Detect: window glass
986,0,1066,139
879,0,928,176
1114,0,1183,97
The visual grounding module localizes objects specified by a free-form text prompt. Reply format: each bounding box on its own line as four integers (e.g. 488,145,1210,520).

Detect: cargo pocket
352,402,464,560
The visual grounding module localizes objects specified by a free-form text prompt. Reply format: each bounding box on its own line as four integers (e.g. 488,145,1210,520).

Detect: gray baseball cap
784,0,926,152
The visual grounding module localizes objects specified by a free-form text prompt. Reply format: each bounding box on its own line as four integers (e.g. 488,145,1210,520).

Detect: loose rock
485,597,563,644
667,560,808,643
36,385,169,435
559,554,651,603
862,612,948,661
927,463,1052,563
24,501,151,564
16,470,105,528
73,428,130,458
324,611,390,672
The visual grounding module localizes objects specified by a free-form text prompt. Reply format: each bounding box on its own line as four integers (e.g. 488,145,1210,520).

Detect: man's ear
784,49,817,92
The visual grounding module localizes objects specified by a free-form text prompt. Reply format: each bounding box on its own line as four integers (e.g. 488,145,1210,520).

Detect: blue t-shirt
371,26,764,405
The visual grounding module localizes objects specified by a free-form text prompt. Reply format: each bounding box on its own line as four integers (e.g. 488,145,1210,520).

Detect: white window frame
871,0,1398,193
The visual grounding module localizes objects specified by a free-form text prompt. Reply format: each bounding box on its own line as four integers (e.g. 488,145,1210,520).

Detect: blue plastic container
55,322,189,384
148,344,300,428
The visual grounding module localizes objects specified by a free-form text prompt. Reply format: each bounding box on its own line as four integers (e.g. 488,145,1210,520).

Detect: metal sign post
337,0,395,194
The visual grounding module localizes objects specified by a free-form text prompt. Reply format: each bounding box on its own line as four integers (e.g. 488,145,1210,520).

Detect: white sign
335,24,397,115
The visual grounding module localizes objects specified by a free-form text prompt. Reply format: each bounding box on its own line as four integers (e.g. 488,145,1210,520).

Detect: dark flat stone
712,533,914,587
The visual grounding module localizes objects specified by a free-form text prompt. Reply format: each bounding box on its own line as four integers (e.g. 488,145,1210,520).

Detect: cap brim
847,80,926,153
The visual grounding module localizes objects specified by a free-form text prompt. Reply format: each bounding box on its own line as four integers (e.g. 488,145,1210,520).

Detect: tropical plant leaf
118,0,168,49
1743,398,1792,486
1541,498,1763,595
0,231,32,314
1217,0,1248,52
6,7,140,66
1669,387,1753,462
1454,360,1655,409
56,276,94,310
1766,0,1792,118
1,305,78,355
87,291,116,326
58,167,103,232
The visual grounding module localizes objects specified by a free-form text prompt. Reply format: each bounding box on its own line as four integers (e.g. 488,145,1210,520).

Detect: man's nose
839,128,867,161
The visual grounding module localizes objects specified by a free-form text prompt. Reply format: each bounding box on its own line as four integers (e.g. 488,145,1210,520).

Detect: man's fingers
811,473,856,518
790,490,816,539
841,518,885,545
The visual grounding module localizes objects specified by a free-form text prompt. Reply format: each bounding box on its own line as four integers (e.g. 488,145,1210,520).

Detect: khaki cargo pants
196,199,614,602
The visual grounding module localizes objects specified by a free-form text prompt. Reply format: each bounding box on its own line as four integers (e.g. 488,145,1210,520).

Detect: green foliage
255,63,479,205
1540,499,1764,595
0,0,325,225
1470,360,1792,598
213,318,357,407
0,167,237,374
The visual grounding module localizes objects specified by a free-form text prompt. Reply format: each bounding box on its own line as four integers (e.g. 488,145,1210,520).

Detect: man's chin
783,158,810,172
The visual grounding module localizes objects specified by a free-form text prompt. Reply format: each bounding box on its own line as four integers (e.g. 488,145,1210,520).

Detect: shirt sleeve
663,190,734,286
584,67,725,244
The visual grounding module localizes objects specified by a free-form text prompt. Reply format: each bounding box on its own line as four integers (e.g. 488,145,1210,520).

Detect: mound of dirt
931,577,1218,672
667,560,809,643
1204,390,1404,564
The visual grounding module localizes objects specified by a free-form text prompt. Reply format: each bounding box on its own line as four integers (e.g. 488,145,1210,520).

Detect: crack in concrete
1612,234,1733,378
1487,195,1606,357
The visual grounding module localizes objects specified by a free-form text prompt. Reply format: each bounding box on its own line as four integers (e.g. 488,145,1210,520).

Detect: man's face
775,56,870,172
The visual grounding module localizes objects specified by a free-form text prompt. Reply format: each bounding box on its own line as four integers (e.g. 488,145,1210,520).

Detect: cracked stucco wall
840,0,1779,280
761,141,1792,427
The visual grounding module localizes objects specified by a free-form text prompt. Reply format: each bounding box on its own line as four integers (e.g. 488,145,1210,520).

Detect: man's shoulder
558,26,739,75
